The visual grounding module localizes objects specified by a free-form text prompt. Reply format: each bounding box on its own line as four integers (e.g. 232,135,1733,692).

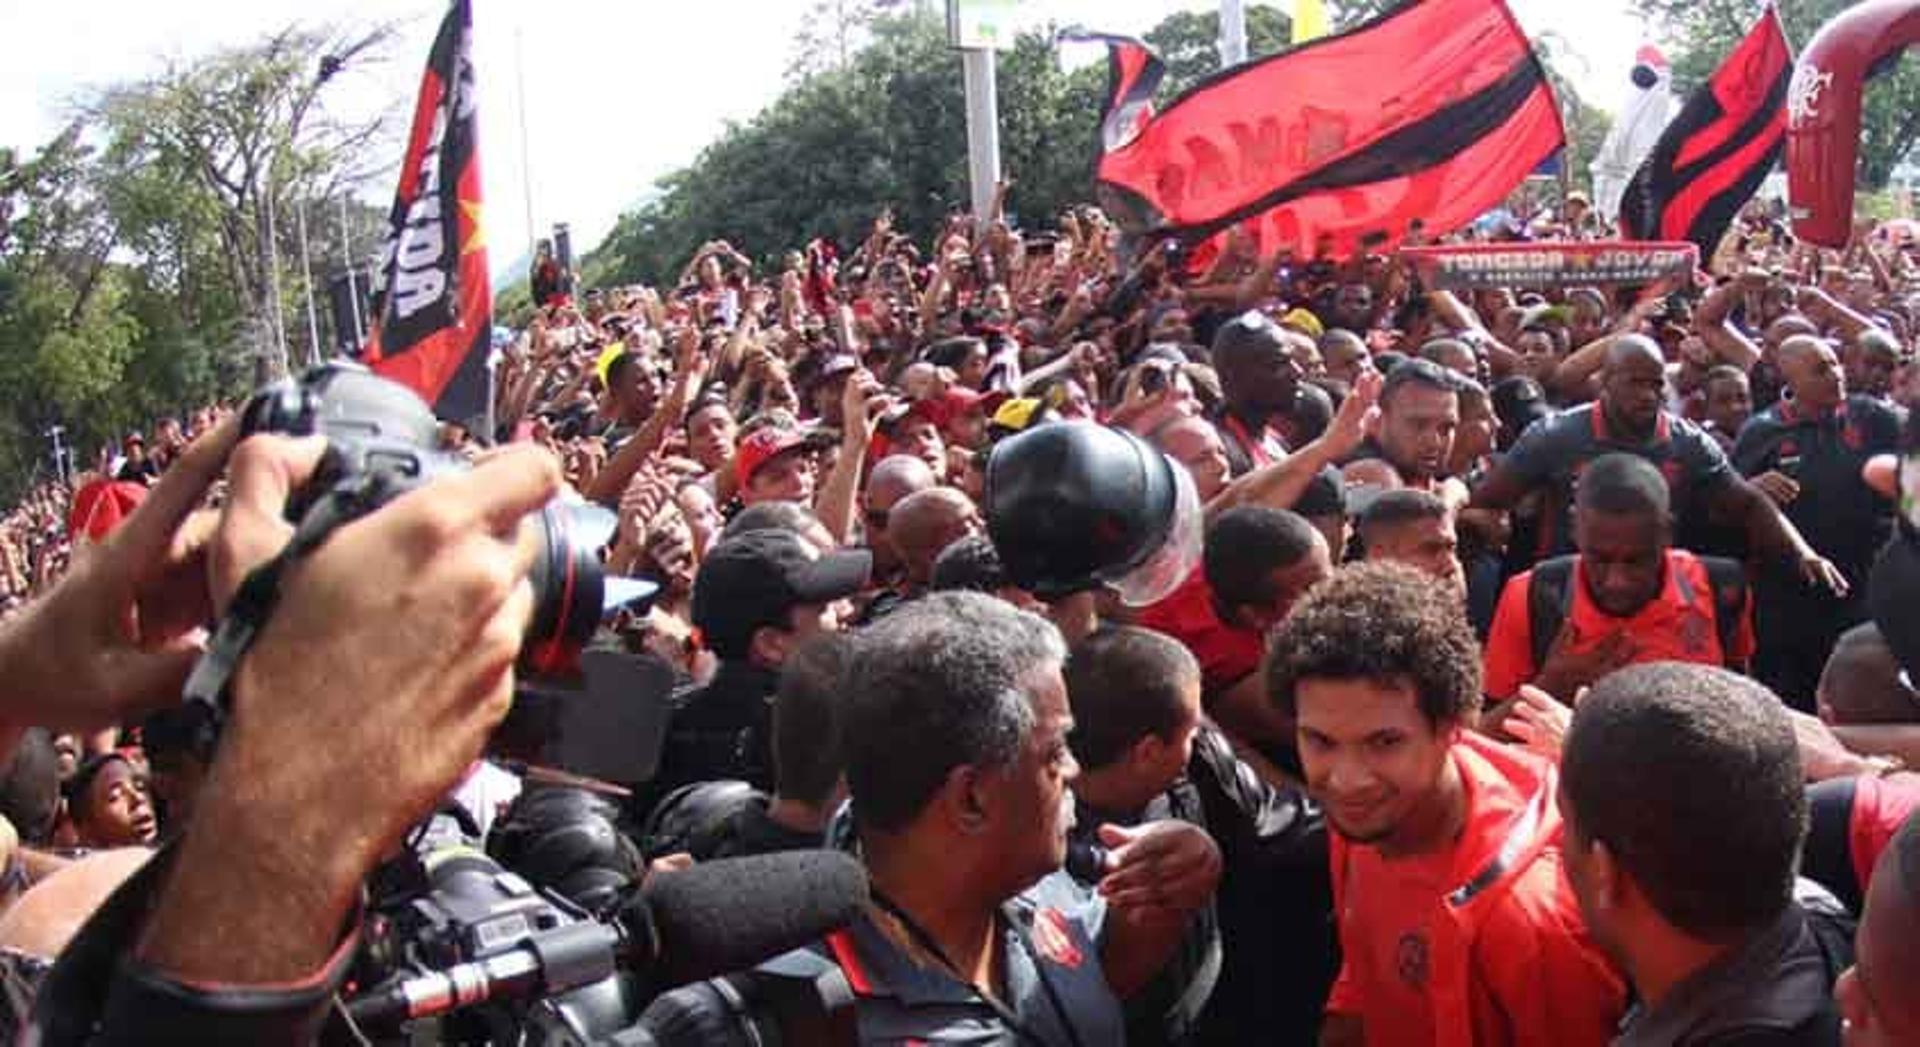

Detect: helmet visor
1104,457,1202,607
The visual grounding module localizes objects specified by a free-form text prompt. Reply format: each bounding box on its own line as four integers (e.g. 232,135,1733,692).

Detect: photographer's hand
137,438,561,986
0,416,241,750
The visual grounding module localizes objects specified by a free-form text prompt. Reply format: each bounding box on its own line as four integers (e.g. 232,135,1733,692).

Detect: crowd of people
0,184,1916,1045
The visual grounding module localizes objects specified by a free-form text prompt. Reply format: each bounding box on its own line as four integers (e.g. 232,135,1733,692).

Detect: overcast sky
1,0,1651,280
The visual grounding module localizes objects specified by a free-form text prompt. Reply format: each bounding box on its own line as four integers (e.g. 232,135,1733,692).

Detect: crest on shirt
1395,931,1430,988
1031,907,1084,969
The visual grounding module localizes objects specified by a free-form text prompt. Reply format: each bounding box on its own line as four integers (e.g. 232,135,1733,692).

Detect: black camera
242,362,618,676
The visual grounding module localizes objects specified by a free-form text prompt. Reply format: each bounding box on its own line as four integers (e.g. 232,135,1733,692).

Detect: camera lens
522,503,612,677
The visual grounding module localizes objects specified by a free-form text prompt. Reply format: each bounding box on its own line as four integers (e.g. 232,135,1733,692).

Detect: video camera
345,839,867,1045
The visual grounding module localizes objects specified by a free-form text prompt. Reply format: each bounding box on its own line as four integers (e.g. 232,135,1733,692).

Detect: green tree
86,23,393,380
1634,0,1920,189
1140,6,1295,96
0,22,397,504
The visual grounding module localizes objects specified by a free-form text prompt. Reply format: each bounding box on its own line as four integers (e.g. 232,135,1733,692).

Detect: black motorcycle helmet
983,422,1199,605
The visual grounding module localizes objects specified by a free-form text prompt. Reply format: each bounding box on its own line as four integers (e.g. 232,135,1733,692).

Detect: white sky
0,0,1651,281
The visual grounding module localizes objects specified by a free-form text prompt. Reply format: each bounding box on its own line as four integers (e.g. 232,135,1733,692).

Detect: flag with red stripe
1619,7,1791,256
1063,0,1563,262
363,0,491,426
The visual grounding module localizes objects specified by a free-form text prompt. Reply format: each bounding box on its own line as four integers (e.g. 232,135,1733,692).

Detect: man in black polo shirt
827,593,1222,1045
1469,335,1846,595
1561,663,1850,1046
1733,335,1904,709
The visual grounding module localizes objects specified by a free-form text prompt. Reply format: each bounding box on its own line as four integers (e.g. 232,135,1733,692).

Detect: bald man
1845,328,1903,401
1210,312,1309,474
858,487,982,623
1734,335,1903,707
861,455,936,585
1471,336,1847,604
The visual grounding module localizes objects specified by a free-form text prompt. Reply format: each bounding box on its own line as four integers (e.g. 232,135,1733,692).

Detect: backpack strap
1699,556,1749,667
1526,556,1578,674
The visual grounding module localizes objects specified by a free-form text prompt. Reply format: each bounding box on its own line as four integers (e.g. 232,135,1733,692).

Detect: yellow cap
595,341,627,384
1280,308,1324,338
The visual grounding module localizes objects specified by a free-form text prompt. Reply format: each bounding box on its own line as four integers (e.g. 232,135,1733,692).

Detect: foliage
0,23,395,504
1634,0,1920,189
1140,6,1296,97
587,2,1611,290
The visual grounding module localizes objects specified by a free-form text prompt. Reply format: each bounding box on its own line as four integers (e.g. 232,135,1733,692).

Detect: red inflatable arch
1787,0,1920,246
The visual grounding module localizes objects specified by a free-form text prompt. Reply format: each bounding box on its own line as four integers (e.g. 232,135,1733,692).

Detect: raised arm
1692,271,1764,372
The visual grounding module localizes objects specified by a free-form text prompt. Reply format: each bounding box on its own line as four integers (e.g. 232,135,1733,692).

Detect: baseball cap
1280,308,1325,339
692,529,871,659
735,427,810,487
918,386,1008,432
69,479,147,542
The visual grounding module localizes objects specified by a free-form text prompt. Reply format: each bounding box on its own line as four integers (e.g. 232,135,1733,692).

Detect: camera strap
181,469,410,737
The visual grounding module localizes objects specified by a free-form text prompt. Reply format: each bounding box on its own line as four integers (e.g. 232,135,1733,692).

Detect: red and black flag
1062,0,1563,262
363,0,491,426
1619,7,1791,256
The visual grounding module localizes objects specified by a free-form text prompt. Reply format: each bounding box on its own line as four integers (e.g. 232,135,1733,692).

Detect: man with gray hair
829,592,1222,1044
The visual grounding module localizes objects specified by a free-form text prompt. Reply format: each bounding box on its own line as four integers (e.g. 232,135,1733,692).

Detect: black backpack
1526,553,1748,671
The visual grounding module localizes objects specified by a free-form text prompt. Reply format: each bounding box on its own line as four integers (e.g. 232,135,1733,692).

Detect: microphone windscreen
638,850,869,985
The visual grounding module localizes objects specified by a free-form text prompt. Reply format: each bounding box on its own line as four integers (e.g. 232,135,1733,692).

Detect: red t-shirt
1482,550,1755,700
1136,568,1265,699
1325,736,1626,1046
1851,771,1920,892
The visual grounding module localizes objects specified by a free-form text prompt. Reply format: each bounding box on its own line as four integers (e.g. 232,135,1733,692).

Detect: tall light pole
341,195,364,348
962,48,1000,226
294,197,322,367
951,1,1004,227
1220,0,1248,67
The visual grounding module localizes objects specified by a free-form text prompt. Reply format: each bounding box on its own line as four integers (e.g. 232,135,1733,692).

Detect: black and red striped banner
1620,7,1791,257
1065,0,1564,263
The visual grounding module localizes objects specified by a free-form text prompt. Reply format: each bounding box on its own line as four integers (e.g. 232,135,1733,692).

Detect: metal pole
961,47,1000,228
483,352,499,447
46,426,67,488
294,196,321,368
1220,0,1248,67
516,26,538,261
262,163,290,378
341,195,364,346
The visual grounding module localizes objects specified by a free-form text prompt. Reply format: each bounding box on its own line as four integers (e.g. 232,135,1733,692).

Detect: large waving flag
1065,0,1563,262
1619,7,1791,256
363,0,491,426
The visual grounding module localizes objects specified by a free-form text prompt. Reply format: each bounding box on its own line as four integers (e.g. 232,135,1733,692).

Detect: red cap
917,387,1009,433
69,480,147,543
734,427,809,487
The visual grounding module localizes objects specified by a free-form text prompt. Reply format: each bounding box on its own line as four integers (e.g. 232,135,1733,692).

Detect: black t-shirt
1500,404,1735,559
1732,395,1904,585
1068,728,1335,1045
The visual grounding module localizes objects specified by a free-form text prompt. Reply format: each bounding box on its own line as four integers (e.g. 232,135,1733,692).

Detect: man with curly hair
1265,562,1625,1047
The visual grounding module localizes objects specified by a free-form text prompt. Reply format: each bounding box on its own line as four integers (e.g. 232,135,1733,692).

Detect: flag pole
516,24,538,265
